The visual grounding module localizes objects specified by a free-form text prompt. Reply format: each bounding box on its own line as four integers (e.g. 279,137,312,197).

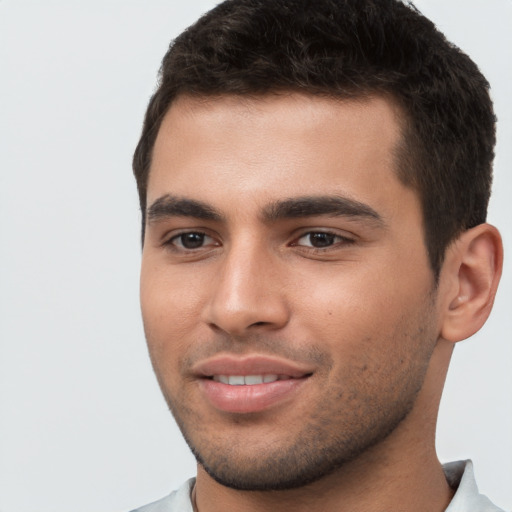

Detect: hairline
141,89,441,282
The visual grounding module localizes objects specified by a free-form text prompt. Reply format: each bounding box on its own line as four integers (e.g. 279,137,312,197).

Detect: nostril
250,321,269,327
204,291,290,335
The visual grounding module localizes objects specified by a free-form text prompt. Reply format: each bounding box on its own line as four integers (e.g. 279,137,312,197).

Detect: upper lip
192,354,314,378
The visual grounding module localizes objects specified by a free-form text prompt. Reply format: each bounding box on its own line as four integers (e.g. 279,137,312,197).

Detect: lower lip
199,378,308,414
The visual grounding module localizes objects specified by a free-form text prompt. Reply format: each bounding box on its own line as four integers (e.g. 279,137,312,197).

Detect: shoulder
129,478,195,512
444,460,505,512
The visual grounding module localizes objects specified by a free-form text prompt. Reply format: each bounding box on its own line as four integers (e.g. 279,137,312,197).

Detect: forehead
148,93,411,216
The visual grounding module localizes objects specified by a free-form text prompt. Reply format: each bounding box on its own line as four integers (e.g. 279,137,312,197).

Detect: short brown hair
133,0,495,277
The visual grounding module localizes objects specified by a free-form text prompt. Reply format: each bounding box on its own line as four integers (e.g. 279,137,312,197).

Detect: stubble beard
156,327,437,492
188,399,416,491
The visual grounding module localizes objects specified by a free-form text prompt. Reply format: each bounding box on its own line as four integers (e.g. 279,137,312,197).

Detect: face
140,93,441,490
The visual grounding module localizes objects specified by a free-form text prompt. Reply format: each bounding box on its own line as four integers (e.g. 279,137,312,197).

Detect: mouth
193,355,313,414
210,374,293,385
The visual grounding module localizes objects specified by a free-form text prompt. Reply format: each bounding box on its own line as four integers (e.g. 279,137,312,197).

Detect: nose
203,240,290,336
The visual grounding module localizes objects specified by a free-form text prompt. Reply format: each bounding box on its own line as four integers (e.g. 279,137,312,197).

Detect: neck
194,339,455,512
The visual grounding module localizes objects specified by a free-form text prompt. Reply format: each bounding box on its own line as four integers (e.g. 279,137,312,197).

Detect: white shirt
444,460,504,512
130,460,504,512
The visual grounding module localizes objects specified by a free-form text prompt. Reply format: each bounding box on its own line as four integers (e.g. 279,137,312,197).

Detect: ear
440,223,503,343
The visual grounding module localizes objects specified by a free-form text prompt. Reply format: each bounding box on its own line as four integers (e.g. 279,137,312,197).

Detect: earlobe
440,223,503,343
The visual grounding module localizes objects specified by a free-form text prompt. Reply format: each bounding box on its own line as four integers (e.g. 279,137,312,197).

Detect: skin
140,93,501,512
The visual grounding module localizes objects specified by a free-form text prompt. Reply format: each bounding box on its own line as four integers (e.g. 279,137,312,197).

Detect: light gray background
0,1,510,511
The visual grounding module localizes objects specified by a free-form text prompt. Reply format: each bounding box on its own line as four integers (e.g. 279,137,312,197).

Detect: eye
168,232,216,250
294,231,353,248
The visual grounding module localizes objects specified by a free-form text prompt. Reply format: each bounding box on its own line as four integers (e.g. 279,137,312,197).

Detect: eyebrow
147,195,223,223
262,195,385,226
146,193,384,227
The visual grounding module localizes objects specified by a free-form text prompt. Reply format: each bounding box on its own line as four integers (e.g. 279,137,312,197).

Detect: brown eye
298,232,337,248
171,232,212,249
294,231,354,249
307,232,336,247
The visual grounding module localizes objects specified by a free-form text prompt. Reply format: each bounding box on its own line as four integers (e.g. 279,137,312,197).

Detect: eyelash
292,231,355,251
165,231,218,251
163,229,355,253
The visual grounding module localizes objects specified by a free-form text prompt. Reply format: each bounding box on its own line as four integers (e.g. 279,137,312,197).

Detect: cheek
297,262,433,349
140,262,206,362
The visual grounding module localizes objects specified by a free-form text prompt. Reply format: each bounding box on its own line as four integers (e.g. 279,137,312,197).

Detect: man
130,0,504,510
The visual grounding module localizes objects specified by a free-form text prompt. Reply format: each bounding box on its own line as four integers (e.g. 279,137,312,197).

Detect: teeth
213,374,280,385
244,375,263,385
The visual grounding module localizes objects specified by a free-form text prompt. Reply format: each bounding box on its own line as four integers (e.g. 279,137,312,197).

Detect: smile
192,355,314,413
211,374,290,385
